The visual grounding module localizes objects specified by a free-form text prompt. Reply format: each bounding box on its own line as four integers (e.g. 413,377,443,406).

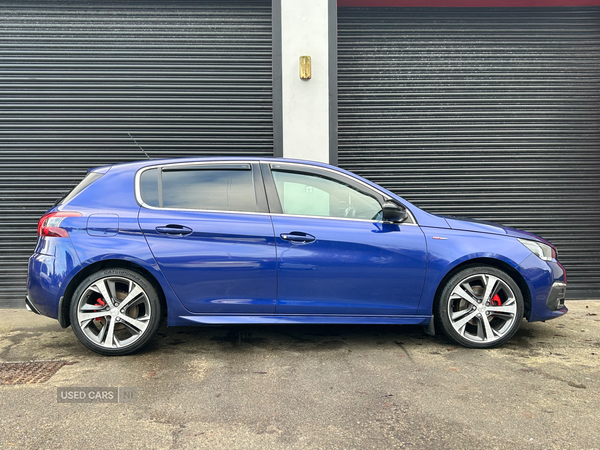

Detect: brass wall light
299,55,311,80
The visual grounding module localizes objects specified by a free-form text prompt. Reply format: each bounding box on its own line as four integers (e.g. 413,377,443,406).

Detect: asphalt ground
1,301,599,450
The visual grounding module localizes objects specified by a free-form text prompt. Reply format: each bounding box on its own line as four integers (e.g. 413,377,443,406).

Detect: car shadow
140,323,449,356
137,320,553,357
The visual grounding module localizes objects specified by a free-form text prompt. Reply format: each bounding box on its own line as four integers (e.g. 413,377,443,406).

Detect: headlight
518,238,556,261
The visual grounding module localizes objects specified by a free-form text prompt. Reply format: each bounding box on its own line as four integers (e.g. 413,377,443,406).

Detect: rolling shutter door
338,7,600,299
0,0,273,307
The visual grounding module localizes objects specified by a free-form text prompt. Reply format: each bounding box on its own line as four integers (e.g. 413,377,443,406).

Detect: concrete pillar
273,0,337,164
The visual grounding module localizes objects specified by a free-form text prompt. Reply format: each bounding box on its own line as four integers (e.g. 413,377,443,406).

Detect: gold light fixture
299,55,311,80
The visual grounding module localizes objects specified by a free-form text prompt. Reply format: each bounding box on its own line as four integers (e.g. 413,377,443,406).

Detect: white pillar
277,0,335,164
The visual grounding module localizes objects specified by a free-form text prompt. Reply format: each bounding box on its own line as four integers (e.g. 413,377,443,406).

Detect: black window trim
135,161,269,215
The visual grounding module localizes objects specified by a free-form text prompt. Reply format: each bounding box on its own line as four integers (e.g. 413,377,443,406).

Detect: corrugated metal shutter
0,0,273,307
338,7,600,299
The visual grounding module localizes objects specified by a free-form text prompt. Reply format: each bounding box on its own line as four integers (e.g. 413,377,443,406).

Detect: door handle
155,224,193,236
280,232,316,243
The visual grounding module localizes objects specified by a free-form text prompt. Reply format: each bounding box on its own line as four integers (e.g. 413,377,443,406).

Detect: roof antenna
128,132,151,159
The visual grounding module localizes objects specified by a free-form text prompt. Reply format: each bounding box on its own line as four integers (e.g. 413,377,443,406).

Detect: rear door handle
156,224,193,236
280,232,316,243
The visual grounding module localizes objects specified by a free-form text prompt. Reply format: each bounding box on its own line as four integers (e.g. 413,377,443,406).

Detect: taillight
37,212,82,238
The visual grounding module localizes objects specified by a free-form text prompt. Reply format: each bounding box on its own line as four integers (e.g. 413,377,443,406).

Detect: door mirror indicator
382,201,408,223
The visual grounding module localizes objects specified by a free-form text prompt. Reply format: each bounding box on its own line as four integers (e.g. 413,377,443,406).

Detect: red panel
338,0,600,6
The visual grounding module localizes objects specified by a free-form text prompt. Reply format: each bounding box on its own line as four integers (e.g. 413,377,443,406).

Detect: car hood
440,215,553,246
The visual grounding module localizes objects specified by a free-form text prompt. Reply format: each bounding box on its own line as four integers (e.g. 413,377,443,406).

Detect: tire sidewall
70,268,162,356
435,265,524,349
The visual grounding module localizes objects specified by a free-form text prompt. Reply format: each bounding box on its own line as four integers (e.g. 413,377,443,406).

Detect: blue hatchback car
27,157,567,355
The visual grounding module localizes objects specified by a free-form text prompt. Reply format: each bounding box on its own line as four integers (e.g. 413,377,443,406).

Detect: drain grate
0,361,71,385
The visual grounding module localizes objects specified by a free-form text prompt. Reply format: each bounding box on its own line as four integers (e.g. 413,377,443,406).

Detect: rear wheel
70,268,162,355
435,265,524,348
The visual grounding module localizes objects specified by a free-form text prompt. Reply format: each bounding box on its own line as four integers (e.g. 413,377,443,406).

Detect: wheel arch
432,257,532,320
59,259,167,328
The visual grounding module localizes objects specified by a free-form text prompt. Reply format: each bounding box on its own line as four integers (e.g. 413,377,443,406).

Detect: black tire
435,265,524,349
70,268,162,355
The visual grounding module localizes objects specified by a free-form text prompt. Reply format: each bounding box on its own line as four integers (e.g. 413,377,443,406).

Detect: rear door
138,162,277,314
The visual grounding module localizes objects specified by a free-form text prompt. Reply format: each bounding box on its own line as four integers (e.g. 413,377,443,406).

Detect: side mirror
382,201,408,223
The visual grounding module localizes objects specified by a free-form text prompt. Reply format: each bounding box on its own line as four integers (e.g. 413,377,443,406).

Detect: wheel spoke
119,314,148,334
103,318,117,348
482,316,498,341
487,305,516,315
451,284,479,306
78,310,108,326
94,280,115,307
80,303,102,311
482,275,500,304
451,308,473,321
452,310,479,332
118,285,144,310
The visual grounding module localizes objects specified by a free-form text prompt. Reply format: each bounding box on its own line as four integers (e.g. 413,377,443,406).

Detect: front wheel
435,265,524,349
70,268,162,355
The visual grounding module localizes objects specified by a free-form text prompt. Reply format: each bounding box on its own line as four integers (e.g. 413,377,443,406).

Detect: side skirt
175,314,432,326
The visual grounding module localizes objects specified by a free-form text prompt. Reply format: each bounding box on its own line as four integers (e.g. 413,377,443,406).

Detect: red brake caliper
491,294,502,306
94,298,106,321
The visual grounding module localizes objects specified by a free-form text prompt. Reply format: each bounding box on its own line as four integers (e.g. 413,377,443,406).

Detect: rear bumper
27,253,63,319
27,239,80,320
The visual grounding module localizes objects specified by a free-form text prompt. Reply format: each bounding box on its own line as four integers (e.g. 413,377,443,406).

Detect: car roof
90,156,336,173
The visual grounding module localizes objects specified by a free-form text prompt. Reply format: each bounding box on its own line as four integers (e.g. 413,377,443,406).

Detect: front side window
140,165,257,213
272,170,382,220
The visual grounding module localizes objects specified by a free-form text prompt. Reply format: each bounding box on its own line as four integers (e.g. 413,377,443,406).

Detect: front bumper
25,295,42,315
524,254,568,322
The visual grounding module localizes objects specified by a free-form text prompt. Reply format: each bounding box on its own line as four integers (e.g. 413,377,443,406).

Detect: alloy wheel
76,276,152,349
446,273,519,345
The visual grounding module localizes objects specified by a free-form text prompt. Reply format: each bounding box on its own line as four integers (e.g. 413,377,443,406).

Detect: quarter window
272,170,382,220
59,172,103,205
140,165,257,213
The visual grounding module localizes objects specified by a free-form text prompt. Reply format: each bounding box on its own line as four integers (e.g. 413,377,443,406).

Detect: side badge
432,236,448,240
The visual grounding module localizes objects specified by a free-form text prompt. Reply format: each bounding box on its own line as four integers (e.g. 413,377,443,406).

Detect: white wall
280,0,330,163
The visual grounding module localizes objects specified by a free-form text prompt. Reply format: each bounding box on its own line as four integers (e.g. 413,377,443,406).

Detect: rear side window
59,172,104,205
139,165,257,213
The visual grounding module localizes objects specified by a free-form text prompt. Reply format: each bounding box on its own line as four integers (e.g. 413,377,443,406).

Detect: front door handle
280,232,316,243
155,224,193,236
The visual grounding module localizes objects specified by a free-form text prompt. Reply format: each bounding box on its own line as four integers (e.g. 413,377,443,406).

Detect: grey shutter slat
338,7,600,299
0,0,273,307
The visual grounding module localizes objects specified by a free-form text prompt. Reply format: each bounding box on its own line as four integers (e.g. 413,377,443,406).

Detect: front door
266,165,428,315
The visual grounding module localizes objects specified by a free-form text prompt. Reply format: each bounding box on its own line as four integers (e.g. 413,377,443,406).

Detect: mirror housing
382,201,408,223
